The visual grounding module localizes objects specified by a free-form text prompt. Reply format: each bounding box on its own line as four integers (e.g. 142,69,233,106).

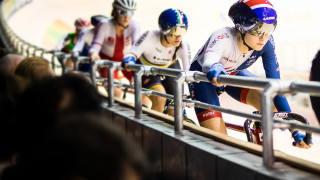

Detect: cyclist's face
165,35,182,47
117,10,133,27
244,33,270,51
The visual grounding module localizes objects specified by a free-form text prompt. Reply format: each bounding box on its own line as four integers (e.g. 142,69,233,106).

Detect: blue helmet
158,8,188,36
228,0,277,36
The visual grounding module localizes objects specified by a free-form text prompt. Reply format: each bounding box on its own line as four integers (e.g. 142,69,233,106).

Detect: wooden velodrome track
6,0,320,176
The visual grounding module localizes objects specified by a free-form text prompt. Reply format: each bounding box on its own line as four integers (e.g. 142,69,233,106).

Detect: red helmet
74,18,90,30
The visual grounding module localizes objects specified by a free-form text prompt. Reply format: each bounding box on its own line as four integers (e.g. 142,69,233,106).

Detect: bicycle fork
244,119,263,145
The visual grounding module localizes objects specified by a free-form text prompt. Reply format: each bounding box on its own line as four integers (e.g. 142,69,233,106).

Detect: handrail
2,0,320,172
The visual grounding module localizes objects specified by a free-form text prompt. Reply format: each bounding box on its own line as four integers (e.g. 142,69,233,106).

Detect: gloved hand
292,130,313,149
121,55,136,70
207,63,227,87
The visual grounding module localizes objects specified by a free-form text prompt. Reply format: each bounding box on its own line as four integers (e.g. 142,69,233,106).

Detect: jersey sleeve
261,36,291,112
89,22,107,55
176,40,192,71
261,36,280,79
201,31,230,73
130,20,141,44
127,30,151,59
55,34,68,51
72,30,86,56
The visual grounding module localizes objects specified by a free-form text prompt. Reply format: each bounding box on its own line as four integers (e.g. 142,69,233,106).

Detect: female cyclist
122,8,191,114
89,0,140,98
55,18,90,54
189,0,312,149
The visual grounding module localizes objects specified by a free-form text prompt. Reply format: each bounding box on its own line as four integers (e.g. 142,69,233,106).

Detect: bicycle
224,111,312,146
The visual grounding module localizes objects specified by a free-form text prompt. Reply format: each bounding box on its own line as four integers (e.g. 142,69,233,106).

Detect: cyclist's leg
225,70,276,111
101,68,123,98
142,75,166,113
162,61,184,116
65,58,74,69
162,76,175,116
189,82,227,134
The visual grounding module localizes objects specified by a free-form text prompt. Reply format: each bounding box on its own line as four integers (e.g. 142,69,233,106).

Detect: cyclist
189,0,312,148
89,0,140,98
122,8,191,115
310,49,320,123
55,18,90,54
66,15,109,72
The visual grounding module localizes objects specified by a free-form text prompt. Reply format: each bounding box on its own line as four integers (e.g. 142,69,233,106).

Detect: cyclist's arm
261,36,291,112
72,30,86,57
126,30,151,60
55,34,68,51
176,40,192,71
201,32,228,73
130,19,141,45
89,22,107,57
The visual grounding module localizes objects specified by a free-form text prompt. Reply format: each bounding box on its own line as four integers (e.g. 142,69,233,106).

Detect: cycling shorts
189,70,254,122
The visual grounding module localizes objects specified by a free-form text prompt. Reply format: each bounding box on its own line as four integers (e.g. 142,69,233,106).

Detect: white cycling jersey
126,30,191,71
193,27,257,73
72,28,95,57
89,19,140,57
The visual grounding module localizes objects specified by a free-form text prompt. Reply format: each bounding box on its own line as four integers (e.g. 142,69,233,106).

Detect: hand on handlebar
292,130,313,149
121,56,136,71
207,63,227,87
89,52,100,63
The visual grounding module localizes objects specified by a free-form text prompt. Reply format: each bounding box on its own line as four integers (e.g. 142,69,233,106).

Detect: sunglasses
117,10,134,17
247,22,277,37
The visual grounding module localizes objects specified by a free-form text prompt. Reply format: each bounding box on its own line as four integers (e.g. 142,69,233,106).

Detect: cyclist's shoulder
127,19,140,30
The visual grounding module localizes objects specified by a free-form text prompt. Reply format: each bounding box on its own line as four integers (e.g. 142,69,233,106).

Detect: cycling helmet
228,0,277,36
74,18,90,30
90,15,110,27
158,8,188,36
112,0,137,11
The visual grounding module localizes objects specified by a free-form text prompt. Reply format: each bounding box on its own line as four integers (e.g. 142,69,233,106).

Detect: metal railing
2,0,320,171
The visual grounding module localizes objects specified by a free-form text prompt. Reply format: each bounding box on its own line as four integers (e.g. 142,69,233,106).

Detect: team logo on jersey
135,31,149,46
107,37,115,45
245,56,257,66
168,50,172,54
209,33,229,48
155,47,162,53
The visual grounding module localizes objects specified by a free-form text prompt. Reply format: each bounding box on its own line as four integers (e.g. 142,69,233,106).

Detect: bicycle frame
224,112,311,146
225,120,263,145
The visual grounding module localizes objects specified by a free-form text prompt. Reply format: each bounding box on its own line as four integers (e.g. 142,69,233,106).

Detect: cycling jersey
55,33,76,54
127,30,191,71
89,19,140,81
125,29,191,92
189,27,291,122
89,19,140,59
72,28,95,57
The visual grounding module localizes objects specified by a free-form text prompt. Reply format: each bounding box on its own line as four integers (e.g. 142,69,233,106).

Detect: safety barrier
1,0,320,174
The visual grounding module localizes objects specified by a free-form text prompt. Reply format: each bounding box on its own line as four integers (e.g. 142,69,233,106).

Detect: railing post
261,82,277,169
261,81,291,169
174,72,186,134
91,60,102,87
134,67,144,118
107,62,116,107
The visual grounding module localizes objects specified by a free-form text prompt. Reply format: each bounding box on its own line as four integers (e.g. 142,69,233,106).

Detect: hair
0,72,29,159
15,73,104,154
15,56,54,81
19,113,148,180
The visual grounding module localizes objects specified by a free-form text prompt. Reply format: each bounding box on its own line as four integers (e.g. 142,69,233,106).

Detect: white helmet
112,0,137,11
